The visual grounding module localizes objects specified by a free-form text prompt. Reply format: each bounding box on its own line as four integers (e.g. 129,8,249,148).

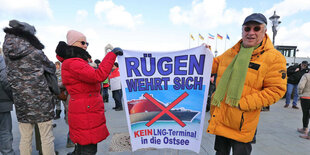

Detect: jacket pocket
222,107,244,131
240,112,244,131
86,96,104,112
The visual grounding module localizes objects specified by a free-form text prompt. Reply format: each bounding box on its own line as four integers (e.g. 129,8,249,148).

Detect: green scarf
211,45,257,107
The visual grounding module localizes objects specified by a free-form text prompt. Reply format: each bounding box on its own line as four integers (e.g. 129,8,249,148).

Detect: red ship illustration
127,97,199,124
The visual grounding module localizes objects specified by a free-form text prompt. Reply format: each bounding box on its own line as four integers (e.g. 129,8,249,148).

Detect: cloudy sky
0,0,309,62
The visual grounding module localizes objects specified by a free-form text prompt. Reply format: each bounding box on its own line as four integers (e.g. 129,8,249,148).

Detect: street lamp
269,11,281,45
294,49,299,64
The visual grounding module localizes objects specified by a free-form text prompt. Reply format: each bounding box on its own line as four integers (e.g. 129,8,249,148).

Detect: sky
0,0,310,62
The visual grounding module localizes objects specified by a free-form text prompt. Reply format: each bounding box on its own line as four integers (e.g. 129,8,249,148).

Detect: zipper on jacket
239,112,244,131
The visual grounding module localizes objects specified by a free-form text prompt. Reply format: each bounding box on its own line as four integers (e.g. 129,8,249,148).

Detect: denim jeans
102,87,109,102
285,83,299,106
112,89,122,109
0,112,15,155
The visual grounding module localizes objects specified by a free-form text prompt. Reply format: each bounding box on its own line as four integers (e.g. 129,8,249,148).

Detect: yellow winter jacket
207,34,287,143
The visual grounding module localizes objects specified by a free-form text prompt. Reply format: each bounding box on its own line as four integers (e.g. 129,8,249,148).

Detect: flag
226,34,230,40
217,34,223,40
199,33,204,40
208,33,214,39
190,34,195,40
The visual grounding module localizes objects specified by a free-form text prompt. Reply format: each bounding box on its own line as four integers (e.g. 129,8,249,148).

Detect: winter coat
56,42,117,145
0,55,13,112
287,64,309,84
207,34,287,143
103,78,109,88
298,73,310,97
56,68,62,84
109,67,121,91
2,27,55,123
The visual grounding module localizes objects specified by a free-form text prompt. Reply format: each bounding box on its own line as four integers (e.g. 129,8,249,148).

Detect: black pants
300,98,310,128
71,143,97,155
102,87,109,102
214,136,252,155
112,89,122,109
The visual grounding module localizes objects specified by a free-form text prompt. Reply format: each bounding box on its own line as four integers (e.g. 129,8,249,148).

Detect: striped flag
226,34,230,40
208,33,214,39
217,34,223,40
199,33,204,40
190,34,195,40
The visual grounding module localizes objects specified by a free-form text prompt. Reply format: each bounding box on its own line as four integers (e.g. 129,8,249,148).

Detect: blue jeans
0,112,15,155
112,89,122,109
102,87,109,102
285,83,299,106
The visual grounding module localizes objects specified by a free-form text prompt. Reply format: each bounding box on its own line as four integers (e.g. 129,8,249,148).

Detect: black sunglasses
79,41,89,46
244,26,262,32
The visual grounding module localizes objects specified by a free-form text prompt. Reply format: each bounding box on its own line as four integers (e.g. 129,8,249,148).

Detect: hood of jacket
3,27,44,60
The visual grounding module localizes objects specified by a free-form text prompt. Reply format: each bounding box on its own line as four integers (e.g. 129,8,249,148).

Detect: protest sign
118,45,213,153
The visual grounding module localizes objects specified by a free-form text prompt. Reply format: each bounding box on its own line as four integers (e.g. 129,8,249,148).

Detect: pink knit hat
66,30,86,45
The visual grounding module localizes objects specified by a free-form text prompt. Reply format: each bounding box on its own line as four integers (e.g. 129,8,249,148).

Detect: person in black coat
0,51,15,155
285,61,309,109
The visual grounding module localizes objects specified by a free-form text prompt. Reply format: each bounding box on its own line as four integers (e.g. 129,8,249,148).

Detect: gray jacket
2,22,55,123
0,55,13,112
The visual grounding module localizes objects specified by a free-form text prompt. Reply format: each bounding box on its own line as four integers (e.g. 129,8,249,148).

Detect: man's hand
210,75,215,84
202,43,211,50
295,68,300,72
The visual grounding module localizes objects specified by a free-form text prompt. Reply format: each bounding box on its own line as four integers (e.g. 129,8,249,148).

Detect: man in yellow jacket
207,13,287,155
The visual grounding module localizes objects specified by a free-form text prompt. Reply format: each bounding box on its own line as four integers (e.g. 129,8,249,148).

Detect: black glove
111,47,123,56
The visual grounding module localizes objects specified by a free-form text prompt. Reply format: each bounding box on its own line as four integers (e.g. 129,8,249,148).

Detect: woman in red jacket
55,30,123,155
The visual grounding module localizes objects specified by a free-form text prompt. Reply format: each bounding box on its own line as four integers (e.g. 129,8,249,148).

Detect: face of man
301,63,308,70
112,65,117,69
55,63,60,70
242,22,266,48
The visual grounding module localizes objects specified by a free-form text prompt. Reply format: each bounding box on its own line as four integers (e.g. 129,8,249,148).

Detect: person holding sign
207,13,287,155
55,30,123,155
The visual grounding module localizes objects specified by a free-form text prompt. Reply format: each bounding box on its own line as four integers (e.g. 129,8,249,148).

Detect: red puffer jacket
61,52,116,145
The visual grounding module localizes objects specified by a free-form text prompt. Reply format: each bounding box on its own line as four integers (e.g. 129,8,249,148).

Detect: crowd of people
0,20,123,155
0,12,309,155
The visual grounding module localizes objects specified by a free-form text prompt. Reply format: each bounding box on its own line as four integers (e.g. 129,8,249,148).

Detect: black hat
114,62,119,68
302,61,308,65
9,20,36,35
243,13,267,25
94,59,101,65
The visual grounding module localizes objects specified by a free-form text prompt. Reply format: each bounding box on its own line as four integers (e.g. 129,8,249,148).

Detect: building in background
276,45,310,67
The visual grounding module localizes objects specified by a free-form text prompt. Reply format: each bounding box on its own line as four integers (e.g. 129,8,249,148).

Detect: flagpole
225,33,227,51
197,34,199,46
216,35,218,52
189,33,190,49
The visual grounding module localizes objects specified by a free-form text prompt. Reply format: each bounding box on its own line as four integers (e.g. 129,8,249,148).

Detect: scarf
55,41,91,61
211,44,257,107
